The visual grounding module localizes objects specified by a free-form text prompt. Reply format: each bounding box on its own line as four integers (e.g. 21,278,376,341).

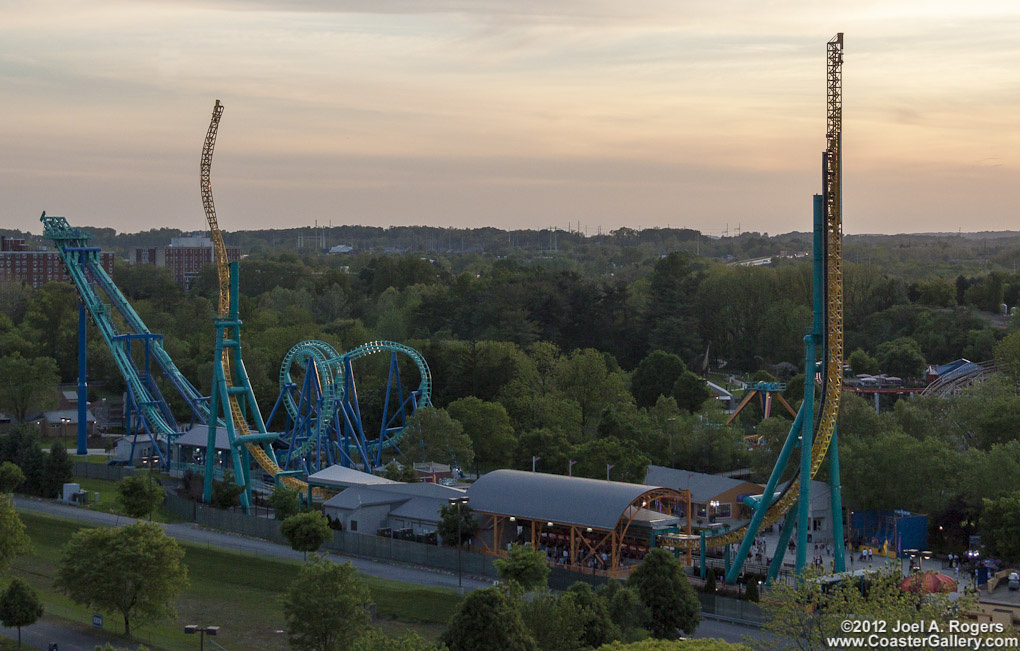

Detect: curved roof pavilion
466,470,691,577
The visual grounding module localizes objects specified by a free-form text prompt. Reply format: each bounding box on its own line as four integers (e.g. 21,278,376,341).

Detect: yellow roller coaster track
200,100,310,494
660,33,844,551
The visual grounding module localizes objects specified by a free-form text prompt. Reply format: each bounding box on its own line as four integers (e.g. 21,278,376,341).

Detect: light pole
184,624,219,650
709,500,720,524
449,496,470,594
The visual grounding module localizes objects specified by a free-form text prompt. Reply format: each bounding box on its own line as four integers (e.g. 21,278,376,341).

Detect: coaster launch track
657,33,846,580
41,213,211,459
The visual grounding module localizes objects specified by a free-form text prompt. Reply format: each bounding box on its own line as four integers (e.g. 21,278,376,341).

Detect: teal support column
768,506,799,583
726,406,807,583
796,334,815,573
76,299,88,456
830,426,846,573
700,530,707,579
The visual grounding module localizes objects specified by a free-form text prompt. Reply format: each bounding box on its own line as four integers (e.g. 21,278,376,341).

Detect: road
14,496,495,591
10,497,764,649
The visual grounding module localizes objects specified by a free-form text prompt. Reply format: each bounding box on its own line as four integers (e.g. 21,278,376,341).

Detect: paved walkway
14,497,495,592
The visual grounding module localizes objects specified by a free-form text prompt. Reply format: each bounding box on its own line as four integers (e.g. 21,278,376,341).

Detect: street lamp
448,496,470,594
709,500,720,523
184,624,219,650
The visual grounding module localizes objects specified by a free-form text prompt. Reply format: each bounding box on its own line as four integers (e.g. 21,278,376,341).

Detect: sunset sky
1,1,1018,236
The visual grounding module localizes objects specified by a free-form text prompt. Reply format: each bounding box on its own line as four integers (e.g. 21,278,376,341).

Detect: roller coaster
44,33,845,579
657,33,847,582
42,100,431,512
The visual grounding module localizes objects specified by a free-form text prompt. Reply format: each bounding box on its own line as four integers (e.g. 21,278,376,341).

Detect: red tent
900,571,957,594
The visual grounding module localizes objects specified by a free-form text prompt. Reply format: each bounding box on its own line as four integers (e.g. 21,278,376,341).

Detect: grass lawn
12,510,463,650
71,474,184,524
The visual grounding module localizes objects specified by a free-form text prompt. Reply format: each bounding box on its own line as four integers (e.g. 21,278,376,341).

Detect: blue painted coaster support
77,299,88,456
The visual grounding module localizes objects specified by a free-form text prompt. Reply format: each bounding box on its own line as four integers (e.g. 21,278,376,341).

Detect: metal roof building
466,470,690,578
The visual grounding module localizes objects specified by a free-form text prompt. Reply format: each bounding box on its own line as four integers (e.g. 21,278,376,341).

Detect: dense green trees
441,587,536,651
627,549,700,639
0,353,58,421
493,544,549,591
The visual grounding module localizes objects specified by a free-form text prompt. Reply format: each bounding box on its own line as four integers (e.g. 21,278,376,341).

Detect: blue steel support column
830,425,846,572
77,299,88,456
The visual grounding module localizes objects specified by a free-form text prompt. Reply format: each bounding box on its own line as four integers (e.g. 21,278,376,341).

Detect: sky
1,0,1018,236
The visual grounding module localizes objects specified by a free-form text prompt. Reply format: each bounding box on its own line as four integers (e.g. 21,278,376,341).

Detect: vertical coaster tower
657,33,846,582
199,100,301,510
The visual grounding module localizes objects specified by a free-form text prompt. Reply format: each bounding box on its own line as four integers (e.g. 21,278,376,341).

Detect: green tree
0,462,25,493
494,544,550,591
0,577,43,647
915,277,957,308
517,589,585,651
744,578,759,603
0,353,59,422
554,349,631,439
995,330,1020,390
599,640,750,650
41,440,74,499
399,408,475,469
282,556,371,651
631,351,688,409
210,472,245,510
875,337,925,378
0,496,30,574
847,348,878,375
565,582,620,649
117,475,163,520
352,630,441,651
599,580,647,641
981,492,1020,563
754,567,974,651
672,372,710,413
447,397,517,472
281,511,333,559
438,501,479,547
627,548,700,638
55,522,188,636
441,587,536,651
381,461,418,483
269,485,303,520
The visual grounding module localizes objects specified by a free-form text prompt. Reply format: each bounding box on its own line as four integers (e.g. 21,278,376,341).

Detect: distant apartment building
131,233,241,290
0,235,114,289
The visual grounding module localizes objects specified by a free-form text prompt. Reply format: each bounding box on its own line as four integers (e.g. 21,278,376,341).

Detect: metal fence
698,592,763,624
163,490,498,576
73,461,135,481
323,530,500,579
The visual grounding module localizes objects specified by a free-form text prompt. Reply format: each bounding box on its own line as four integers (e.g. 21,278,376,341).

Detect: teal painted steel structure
723,190,846,583
203,262,279,512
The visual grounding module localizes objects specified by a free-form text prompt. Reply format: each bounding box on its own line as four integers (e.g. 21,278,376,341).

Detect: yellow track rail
200,100,309,494
660,33,844,551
